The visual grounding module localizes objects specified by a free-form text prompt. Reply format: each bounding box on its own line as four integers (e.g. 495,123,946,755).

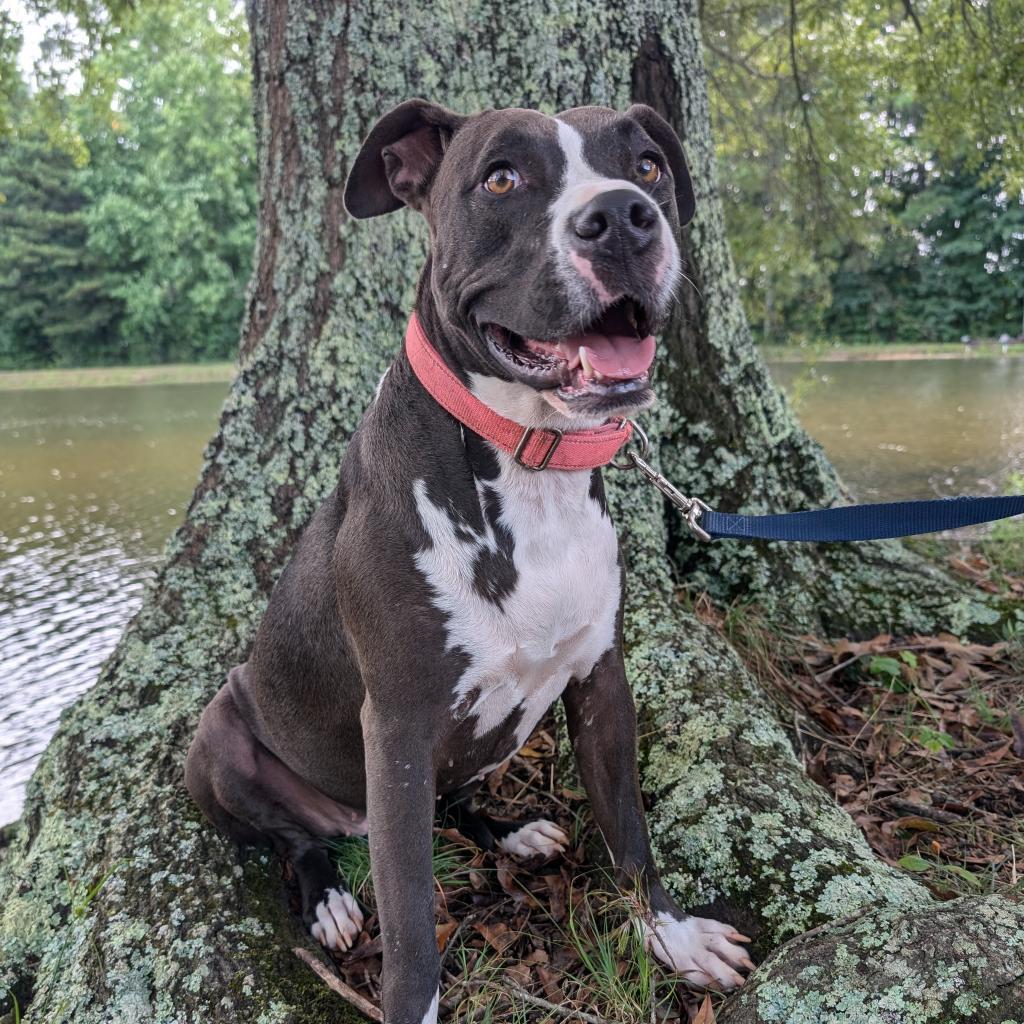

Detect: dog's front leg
563,648,754,992
363,702,440,1023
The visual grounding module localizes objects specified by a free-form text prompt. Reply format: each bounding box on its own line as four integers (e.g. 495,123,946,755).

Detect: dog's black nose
571,188,659,250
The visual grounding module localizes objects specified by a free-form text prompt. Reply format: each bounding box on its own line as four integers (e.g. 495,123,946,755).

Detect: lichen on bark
1,2,1020,1022
725,896,1024,1024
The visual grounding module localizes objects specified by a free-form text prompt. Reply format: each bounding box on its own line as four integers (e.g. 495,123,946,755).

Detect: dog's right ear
344,99,467,219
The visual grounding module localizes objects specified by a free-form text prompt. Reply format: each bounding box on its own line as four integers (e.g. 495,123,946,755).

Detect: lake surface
768,358,1024,499
0,384,226,824
1,356,1022,824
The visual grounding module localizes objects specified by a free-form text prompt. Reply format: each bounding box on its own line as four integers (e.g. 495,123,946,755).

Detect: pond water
1,356,1022,824
0,384,226,825
768,357,1024,499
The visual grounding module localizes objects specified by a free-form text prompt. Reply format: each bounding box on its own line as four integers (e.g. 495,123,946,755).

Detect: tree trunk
1,2,1020,1023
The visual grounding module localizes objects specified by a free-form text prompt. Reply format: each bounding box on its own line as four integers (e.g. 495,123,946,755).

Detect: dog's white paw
310,888,364,953
497,819,568,859
643,912,754,991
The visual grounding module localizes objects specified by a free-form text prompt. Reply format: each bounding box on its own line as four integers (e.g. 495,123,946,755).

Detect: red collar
404,313,633,472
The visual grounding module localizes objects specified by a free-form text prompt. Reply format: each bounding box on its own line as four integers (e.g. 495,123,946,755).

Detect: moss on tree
1,2,1018,1022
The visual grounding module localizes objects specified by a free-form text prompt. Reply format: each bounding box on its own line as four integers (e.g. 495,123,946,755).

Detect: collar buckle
513,426,564,471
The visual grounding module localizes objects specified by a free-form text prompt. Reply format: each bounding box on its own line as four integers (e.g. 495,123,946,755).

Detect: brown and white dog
185,99,753,1023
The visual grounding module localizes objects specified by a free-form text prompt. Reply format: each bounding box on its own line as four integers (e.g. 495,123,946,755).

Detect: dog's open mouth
483,298,656,402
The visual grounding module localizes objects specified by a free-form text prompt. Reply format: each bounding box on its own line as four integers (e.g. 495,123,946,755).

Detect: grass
315,724,716,1022
439,881,691,1024
980,473,1024,578
326,833,474,904
0,361,237,391
761,339,1024,362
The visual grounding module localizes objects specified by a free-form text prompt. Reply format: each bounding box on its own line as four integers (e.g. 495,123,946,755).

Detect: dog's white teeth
579,347,595,379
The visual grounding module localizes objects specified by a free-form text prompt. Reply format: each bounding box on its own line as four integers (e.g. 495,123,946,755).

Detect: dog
186,98,753,1023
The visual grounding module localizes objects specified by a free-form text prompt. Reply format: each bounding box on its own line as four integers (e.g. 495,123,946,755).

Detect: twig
505,982,613,1024
440,913,474,970
812,655,861,686
1010,711,1024,758
790,904,873,944
901,0,924,33
293,947,384,1022
886,799,963,825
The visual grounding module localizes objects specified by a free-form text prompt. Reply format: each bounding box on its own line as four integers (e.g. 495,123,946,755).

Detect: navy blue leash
620,422,1024,543
700,495,1024,543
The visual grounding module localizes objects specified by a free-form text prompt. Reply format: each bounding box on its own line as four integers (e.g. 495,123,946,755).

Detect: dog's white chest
413,453,619,753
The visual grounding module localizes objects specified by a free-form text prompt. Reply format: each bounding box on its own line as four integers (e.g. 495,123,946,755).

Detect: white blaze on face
547,117,681,316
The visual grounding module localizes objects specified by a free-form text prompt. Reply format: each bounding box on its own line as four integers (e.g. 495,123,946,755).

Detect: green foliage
704,0,1024,345
910,726,956,753
898,853,986,894
4,0,1022,366
0,11,23,136
0,0,256,368
327,834,474,904
828,158,1024,342
0,101,123,366
75,0,256,363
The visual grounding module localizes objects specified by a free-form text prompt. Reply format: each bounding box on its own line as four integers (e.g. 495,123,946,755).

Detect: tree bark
1,2,1020,1023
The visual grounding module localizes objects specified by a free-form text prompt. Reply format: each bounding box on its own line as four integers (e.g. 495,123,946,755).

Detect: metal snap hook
610,419,711,541
612,419,651,469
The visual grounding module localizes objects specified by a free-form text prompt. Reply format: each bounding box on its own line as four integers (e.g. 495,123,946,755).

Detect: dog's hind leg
185,679,367,953
437,794,568,861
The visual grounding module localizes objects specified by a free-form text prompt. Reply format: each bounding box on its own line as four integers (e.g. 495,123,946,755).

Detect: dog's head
345,100,693,420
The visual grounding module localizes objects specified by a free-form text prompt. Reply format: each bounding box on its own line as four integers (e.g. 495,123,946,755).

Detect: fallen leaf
473,920,516,952
966,740,1013,768
694,994,717,1023
545,873,567,922
536,964,565,1002
435,920,458,952
891,816,942,833
505,961,531,986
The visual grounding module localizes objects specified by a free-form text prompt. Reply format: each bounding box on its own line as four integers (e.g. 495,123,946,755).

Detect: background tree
0,12,22,136
827,157,1024,343
0,90,123,366
705,0,1024,344
0,0,256,368
0,2,1021,1023
76,0,256,363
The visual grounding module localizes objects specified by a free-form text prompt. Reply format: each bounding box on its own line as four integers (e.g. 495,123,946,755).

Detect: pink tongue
561,333,656,380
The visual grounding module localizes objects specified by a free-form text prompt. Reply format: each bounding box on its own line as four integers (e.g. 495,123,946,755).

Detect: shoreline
0,362,237,391
762,342,1024,363
1,344,1022,390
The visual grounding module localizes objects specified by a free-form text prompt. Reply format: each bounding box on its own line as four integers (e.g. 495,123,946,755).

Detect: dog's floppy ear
344,99,467,219
626,104,695,227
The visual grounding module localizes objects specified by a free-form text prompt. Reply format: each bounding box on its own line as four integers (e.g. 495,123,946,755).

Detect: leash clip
615,421,712,542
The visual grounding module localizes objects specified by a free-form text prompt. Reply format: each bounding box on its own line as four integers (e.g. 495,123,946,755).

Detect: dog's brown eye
484,167,520,195
637,156,661,184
